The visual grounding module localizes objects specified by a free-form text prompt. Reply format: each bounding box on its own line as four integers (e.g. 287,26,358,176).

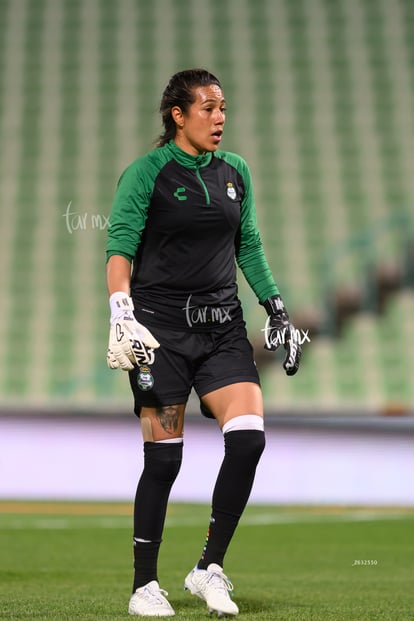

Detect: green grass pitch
1,502,414,620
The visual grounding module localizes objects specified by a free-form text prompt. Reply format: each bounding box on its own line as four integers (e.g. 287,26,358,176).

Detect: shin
133,440,183,590
198,415,265,569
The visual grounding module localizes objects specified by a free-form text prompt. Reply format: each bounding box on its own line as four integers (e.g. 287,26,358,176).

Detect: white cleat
184,563,239,616
128,580,175,617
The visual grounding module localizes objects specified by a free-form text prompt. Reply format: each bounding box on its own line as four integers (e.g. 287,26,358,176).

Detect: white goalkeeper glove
107,292,160,371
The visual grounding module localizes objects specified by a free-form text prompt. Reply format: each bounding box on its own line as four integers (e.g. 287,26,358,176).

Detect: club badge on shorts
137,366,154,391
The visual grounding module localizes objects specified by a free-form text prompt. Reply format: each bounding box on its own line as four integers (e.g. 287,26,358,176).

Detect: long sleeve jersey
107,140,279,331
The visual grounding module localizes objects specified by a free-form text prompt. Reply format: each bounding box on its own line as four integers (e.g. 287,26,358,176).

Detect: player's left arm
235,159,301,376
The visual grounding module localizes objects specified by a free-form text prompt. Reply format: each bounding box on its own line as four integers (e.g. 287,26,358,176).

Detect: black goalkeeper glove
262,295,302,376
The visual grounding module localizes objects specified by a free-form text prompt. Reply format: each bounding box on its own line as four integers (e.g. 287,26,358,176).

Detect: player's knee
143,441,183,483
224,429,266,468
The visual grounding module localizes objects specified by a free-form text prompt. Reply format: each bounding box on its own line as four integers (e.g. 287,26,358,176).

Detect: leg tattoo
156,405,180,435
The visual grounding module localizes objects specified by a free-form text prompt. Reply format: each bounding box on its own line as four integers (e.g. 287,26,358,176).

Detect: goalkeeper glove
107,292,160,371
262,295,301,376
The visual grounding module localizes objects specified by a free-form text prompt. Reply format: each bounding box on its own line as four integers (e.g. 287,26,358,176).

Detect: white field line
0,510,412,530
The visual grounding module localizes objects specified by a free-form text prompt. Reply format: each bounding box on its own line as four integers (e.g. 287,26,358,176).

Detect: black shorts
128,319,260,418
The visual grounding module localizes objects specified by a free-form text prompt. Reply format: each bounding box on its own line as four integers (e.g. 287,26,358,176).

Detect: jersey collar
168,140,213,169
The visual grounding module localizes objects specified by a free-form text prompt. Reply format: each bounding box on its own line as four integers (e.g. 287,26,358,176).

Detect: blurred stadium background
0,0,413,504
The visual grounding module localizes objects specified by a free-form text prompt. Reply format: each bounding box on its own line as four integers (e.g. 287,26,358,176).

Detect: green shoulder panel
106,145,172,262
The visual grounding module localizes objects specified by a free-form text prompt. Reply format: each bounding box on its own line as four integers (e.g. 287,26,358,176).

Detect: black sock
197,429,265,569
133,540,160,591
197,510,239,570
132,441,182,591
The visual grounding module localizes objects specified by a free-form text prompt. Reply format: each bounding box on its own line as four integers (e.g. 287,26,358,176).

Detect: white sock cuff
154,438,183,444
222,414,264,434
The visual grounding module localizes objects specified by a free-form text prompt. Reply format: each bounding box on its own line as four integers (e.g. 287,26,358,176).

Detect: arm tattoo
156,405,180,435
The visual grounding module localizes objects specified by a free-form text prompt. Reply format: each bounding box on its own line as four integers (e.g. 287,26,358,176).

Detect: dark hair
156,68,222,147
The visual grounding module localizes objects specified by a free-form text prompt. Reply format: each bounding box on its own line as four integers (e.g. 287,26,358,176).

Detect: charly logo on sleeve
137,366,154,391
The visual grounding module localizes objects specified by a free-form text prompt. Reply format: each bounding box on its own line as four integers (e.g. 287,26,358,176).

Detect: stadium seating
0,0,413,412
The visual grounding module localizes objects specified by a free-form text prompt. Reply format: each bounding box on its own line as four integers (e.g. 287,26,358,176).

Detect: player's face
174,85,226,155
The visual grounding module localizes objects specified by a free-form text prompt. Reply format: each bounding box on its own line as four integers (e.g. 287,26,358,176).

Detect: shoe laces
200,568,234,595
140,582,169,603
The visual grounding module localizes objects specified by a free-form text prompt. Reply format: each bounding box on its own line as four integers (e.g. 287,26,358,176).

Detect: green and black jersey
107,140,279,331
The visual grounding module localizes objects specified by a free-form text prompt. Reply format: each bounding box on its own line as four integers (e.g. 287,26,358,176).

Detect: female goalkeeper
106,68,301,617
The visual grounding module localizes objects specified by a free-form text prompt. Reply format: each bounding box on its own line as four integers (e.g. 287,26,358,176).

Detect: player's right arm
106,156,161,371
106,254,131,296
